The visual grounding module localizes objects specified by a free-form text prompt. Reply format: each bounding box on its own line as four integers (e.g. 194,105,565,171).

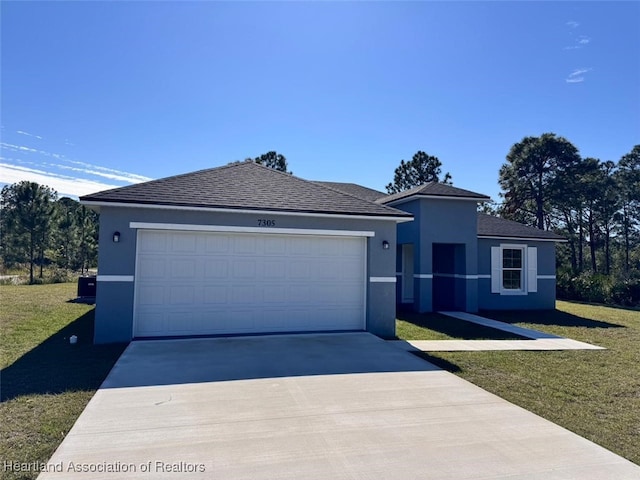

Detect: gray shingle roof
378,182,490,204
312,181,387,202
477,213,565,241
80,161,412,218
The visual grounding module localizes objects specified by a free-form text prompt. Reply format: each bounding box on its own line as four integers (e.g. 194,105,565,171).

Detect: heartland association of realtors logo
3,460,206,474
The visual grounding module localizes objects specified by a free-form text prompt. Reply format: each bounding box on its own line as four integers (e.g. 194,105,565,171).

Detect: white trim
129,222,375,237
527,247,538,293
490,246,501,293
369,277,397,283
82,200,413,223
479,235,567,243
537,275,556,280
499,244,527,295
478,274,492,279
413,274,433,279
97,275,134,282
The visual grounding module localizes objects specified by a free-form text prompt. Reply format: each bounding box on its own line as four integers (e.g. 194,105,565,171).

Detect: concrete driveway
39,333,639,479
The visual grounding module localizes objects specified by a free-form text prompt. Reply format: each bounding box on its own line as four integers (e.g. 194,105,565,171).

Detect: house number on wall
257,219,276,227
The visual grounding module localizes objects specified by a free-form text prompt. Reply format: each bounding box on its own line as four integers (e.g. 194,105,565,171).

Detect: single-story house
81,161,564,344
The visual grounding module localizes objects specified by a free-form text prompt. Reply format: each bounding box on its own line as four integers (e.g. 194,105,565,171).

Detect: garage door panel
137,285,166,306
289,261,311,279
134,230,365,337
204,259,228,278
136,312,166,335
262,260,286,280
167,311,194,333
141,232,168,253
233,236,257,254
263,236,286,255
262,284,288,303
137,257,166,280
170,258,197,278
205,235,230,253
230,284,257,304
289,237,313,255
203,285,228,304
169,285,195,304
232,260,257,279
171,233,198,253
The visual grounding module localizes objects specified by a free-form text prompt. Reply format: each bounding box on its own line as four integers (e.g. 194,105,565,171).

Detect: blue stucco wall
477,238,557,310
395,198,479,313
92,206,401,343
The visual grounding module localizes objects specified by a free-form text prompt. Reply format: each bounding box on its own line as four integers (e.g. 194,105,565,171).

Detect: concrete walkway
389,311,605,352
440,311,562,339
38,333,637,479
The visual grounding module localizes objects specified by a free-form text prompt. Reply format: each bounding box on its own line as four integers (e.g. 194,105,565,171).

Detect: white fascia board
130,222,376,237
80,200,413,223
478,235,567,243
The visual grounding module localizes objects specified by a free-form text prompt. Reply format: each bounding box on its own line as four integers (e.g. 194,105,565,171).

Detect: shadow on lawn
479,309,625,329
397,310,528,340
0,309,127,402
411,352,462,373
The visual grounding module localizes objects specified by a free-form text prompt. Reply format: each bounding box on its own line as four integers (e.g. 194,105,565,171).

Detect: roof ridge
296,175,403,215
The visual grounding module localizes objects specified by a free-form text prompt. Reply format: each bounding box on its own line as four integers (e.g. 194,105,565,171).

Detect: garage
82,161,410,343
133,229,367,337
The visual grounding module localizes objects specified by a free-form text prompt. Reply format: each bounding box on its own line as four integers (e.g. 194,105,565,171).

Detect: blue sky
2,1,639,201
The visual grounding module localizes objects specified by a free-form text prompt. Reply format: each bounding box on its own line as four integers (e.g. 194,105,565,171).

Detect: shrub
557,271,640,307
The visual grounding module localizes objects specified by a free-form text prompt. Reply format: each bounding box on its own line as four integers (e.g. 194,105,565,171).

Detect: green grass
0,283,126,480
396,310,527,340
403,301,640,465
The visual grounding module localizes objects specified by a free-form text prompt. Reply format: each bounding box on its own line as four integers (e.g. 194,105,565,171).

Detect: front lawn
0,283,126,480
399,301,640,465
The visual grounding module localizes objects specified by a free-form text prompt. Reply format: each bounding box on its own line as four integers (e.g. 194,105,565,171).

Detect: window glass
502,248,523,290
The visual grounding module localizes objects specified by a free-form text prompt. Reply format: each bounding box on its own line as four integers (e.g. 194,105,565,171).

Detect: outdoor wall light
382,240,390,250
113,231,121,243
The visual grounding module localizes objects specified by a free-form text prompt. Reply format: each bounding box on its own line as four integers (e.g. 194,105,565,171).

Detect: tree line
497,135,639,305
1,182,98,284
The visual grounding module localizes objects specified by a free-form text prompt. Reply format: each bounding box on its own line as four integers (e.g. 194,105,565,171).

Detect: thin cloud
566,68,592,83
578,36,590,45
57,158,153,183
0,142,152,184
566,20,579,28
0,142,65,159
0,163,120,198
16,130,43,140
48,162,153,183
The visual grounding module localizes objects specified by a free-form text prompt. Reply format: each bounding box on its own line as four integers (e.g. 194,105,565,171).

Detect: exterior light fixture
113,231,121,243
382,240,390,250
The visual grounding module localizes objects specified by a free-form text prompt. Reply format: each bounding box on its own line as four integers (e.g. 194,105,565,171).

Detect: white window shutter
527,247,538,293
491,246,501,293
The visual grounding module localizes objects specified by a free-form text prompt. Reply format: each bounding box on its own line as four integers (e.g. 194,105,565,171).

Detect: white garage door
133,230,366,337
